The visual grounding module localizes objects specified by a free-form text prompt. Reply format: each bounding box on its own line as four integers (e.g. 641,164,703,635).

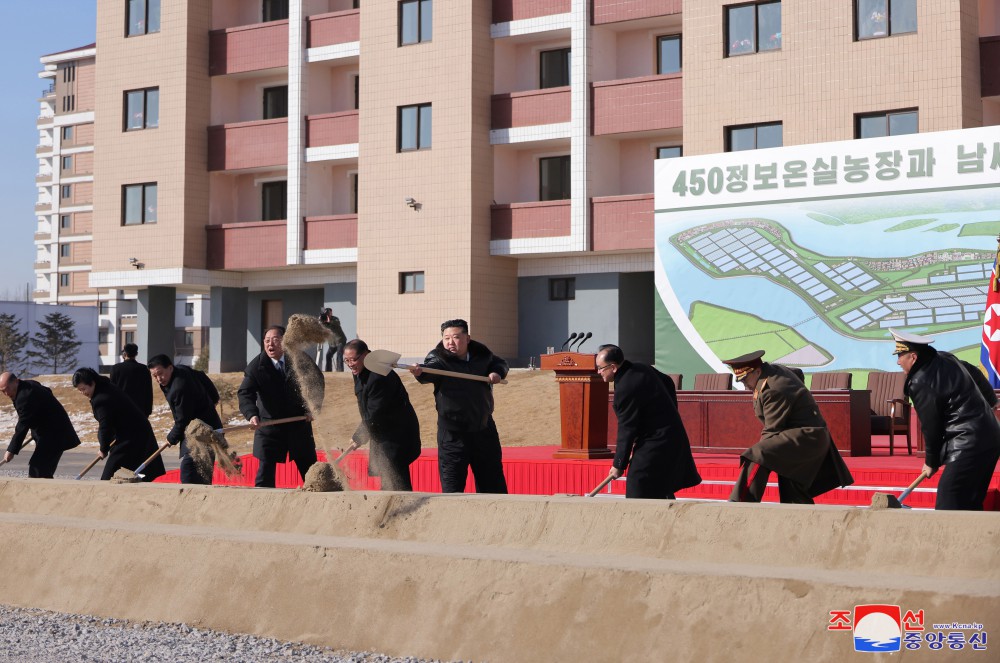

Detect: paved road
0,446,182,480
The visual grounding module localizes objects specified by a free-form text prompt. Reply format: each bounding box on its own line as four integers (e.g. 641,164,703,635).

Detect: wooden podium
541,352,614,459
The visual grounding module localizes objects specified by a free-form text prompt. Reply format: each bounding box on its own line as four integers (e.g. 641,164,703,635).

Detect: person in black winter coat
1,372,81,478
892,328,1000,510
598,345,702,499
72,368,165,481
238,325,321,487
410,319,508,493
109,343,154,417
343,339,421,491
148,354,221,485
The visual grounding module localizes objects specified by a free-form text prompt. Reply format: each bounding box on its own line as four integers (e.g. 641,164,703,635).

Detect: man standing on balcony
110,342,153,417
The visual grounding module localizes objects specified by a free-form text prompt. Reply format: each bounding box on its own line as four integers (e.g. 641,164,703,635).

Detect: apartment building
68,0,1000,370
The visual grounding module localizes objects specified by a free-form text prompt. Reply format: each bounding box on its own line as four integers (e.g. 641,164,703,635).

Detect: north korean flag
981,249,1000,388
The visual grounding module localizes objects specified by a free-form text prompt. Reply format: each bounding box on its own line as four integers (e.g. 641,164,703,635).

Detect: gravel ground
0,605,451,663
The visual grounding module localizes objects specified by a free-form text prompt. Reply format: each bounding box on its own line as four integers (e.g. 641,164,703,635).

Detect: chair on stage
866,371,911,455
811,372,852,390
693,373,733,390
667,374,683,390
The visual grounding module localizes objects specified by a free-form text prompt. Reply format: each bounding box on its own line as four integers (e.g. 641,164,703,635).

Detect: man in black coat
1,372,81,478
238,325,321,487
598,345,701,499
410,319,508,493
72,367,165,481
109,343,153,417
148,354,221,484
892,328,1000,510
343,339,421,491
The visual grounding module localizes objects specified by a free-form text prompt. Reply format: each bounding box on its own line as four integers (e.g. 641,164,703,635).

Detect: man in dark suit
238,325,321,487
598,345,701,499
72,367,165,481
1,372,81,478
343,339,421,491
109,343,153,417
148,354,221,484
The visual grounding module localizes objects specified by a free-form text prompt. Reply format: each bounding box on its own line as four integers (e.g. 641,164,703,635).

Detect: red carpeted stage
154,435,1000,510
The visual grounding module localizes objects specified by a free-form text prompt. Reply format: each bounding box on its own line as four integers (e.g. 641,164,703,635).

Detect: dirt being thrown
185,419,243,480
282,314,331,418
302,462,347,492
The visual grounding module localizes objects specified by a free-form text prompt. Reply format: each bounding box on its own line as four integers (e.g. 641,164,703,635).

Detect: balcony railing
34,231,52,241
36,144,54,154
34,201,52,212
209,20,289,76
491,87,570,130
592,74,682,135
493,0,570,23
33,260,51,270
983,36,1000,97
206,220,287,270
491,200,571,240
36,173,53,183
304,215,358,250
207,119,288,171
591,194,654,251
592,0,681,25
305,111,359,148
307,9,359,48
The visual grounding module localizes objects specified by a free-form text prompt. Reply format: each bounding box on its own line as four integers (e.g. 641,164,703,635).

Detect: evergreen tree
0,313,28,373
26,312,82,375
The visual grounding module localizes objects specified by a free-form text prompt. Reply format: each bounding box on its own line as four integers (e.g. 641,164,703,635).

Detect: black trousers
180,453,213,485
437,420,507,494
27,447,63,479
730,460,814,504
325,344,344,372
935,449,1000,510
255,454,315,488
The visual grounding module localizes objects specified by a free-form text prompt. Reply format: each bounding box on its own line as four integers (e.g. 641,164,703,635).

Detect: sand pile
282,314,331,418
301,462,345,492
185,419,243,480
110,468,140,484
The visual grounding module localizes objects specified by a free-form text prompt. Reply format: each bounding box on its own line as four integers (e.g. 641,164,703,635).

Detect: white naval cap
889,328,935,355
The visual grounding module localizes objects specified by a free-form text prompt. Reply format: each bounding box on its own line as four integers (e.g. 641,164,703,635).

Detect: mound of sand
301,462,345,492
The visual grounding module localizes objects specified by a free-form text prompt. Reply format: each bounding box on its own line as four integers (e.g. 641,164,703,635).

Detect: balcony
983,36,1000,98
35,201,52,212
36,173,53,184
37,115,54,127
592,0,681,25
491,87,570,130
591,194,653,251
207,119,287,171
305,111,359,148
304,215,358,250
34,231,52,242
36,144,54,155
32,289,50,300
493,0,569,23
491,200,570,240
206,220,287,270
33,259,51,270
307,10,359,48
209,21,289,76
592,74,682,136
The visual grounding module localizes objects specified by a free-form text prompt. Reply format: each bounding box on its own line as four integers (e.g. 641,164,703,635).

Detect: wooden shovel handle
587,474,615,497
406,365,508,385
335,440,361,465
76,440,118,480
135,442,171,476
220,415,309,433
897,469,930,504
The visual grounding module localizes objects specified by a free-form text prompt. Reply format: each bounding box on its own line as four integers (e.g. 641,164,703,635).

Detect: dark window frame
261,180,288,221
262,85,288,120
262,0,289,22
123,87,159,131
854,108,918,139
539,155,571,201
399,271,425,294
122,182,158,226
854,0,917,40
61,184,72,199
657,146,683,159
725,121,783,151
60,214,71,230
725,1,782,57
61,126,74,142
184,302,194,316
539,47,571,89
549,277,576,301
397,103,432,152
61,156,73,172
59,274,70,287
126,0,161,37
59,244,71,258
656,35,682,75
398,0,432,46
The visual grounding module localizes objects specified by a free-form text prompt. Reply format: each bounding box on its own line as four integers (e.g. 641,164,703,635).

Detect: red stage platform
154,435,1000,510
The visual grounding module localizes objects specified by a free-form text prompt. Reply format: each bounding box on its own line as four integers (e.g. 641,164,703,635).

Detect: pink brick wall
491,201,570,240
592,74,682,135
306,111,359,147
591,194,653,251
206,221,287,270
304,215,358,250
207,119,288,171
492,87,570,130
592,0,681,25
209,21,288,76
307,10,360,48
983,37,1000,97
492,0,570,23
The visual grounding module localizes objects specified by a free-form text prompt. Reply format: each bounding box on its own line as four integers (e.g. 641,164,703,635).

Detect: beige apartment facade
65,0,1000,370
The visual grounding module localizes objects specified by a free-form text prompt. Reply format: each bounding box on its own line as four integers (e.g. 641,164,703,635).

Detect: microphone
574,332,592,352
560,333,578,351
568,332,585,352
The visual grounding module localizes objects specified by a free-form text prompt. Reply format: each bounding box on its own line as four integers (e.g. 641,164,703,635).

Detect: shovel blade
364,349,402,376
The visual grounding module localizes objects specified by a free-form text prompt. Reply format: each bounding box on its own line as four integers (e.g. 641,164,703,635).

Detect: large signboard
653,127,1000,378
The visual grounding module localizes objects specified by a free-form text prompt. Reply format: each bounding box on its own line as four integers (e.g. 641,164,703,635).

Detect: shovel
0,437,34,469
870,470,929,509
134,442,172,480
364,349,507,384
75,440,117,480
214,416,308,434
335,440,362,465
586,474,616,497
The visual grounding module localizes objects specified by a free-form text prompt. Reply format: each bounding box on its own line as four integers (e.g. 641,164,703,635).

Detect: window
540,48,571,89
62,64,76,83
657,36,682,75
400,271,425,294
61,184,72,199
539,156,571,201
398,104,432,151
124,331,135,345
185,302,194,316
61,156,73,172
856,0,916,40
262,86,288,120
62,95,75,112
60,244,71,258
127,0,161,36
399,0,432,46
353,75,360,110
59,274,70,287
856,109,917,139
123,183,158,225
726,2,781,56
183,331,194,346
349,173,359,214
261,181,287,221
124,88,159,131
263,0,289,21
61,126,73,141
60,214,71,230
657,146,683,159
549,278,575,301
98,329,110,345
726,122,782,151
99,302,109,315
